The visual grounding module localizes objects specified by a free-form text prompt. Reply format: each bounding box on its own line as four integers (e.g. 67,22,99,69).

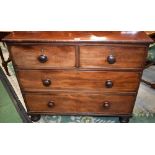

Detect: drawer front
80,45,146,68
24,93,135,115
9,45,75,68
17,70,140,92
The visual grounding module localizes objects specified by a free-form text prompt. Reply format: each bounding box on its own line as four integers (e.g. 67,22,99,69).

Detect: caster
30,114,41,122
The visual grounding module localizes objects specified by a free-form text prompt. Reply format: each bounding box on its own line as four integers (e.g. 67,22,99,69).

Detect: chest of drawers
2,31,153,122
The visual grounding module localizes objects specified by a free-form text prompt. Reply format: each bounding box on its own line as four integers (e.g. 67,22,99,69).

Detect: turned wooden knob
38,54,48,63
48,101,55,107
105,80,113,88
103,101,110,109
107,55,116,64
42,79,51,86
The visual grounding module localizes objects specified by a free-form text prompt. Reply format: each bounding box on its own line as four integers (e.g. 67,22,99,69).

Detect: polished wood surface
0,32,10,40
9,45,76,68
2,31,153,43
9,44,147,70
80,45,147,68
24,93,135,115
17,70,140,92
3,31,152,122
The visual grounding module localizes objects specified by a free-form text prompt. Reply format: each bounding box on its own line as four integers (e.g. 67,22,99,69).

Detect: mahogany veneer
2,31,153,122
16,70,141,92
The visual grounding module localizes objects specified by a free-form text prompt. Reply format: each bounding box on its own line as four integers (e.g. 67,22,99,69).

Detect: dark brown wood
107,55,116,64
9,45,76,68
16,70,141,93
75,45,80,67
47,101,55,108
80,45,147,68
2,31,152,123
38,54,48,63
24,93,135,115
2,31,153,44
105,80,113,88
102,101,111,109
42,79,51,87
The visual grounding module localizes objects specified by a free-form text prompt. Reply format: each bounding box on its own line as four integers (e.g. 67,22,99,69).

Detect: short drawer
24,92,135,115
9,45,75,68
80,45,147,68
17,70,141,92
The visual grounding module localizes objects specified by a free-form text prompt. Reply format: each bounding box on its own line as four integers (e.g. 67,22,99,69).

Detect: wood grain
2,31,152,121
9,45,76,68
2,31,153,44
80,45,147,68
24,92,135,115
17,70,141,92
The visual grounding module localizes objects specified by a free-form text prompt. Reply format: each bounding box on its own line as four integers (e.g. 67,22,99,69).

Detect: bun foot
119,116,130,123
30,114,41,122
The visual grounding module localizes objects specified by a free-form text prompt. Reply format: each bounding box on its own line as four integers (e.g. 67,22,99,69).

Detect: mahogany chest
2,31,153,122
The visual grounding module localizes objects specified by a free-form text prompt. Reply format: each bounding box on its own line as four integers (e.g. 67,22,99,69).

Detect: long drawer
9,45,76,68
24,92,135,115
80,45,147,68
17,70,141,92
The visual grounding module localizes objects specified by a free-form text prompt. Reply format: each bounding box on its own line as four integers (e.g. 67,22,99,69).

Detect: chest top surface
2,31,153,44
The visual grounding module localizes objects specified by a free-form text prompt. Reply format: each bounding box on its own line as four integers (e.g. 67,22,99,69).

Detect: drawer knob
38,54,48,63
103,101,110,109
105,80,113,88
107,55,116,64
48,101,55,108
42,79,51,86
